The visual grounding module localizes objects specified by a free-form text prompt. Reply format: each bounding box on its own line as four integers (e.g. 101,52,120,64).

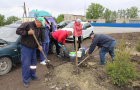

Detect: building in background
83,19,106,23
64,14,85,21
64,14,106,23
114,19,140,23
22,9,52,22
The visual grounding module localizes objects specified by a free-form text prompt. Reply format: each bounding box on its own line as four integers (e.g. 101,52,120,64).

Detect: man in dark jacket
88,33,116,65
16,17,44,88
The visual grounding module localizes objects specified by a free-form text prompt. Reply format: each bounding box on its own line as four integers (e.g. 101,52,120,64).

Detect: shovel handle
33,33,49,63
78,56,89,66
78,48,99,66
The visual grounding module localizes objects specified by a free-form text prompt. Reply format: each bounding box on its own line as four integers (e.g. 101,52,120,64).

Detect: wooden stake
74,35,79,73
75,35,78,66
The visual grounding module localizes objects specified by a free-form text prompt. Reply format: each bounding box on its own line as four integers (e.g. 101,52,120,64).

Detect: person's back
88,33,116,65
52,30,68,44
96,34,115,51
51,30,72,58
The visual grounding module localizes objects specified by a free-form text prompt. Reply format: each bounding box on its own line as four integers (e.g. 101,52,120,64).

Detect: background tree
56,14,64,23
104,8,112,23
122,9,126,18
86,3,105,19
0,14,5,26
116,7,139,19
118,9,123,19
126,8,131,19
110,11,118,23
5,16,20,25
129,7,139,18
53,17,57,23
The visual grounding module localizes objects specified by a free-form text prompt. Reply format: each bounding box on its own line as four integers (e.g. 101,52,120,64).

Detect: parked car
0,23,56,75
61,22,94,41
57,21,71,29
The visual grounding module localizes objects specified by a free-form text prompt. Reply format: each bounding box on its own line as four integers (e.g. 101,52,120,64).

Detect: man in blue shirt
88,33,116,65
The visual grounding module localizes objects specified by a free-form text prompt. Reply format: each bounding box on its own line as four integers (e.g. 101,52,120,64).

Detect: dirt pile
44,62,119,90
44,61,140,90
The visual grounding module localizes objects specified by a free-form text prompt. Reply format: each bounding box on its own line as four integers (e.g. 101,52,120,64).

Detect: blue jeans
21,45,37,83
99,41,116,64
40,43,49,62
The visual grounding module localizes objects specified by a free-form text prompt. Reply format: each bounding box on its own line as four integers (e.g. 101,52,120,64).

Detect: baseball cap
89,32,94,38
37,17,45,26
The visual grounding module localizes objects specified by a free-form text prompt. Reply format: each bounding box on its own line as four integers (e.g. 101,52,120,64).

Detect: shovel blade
46,63,54,70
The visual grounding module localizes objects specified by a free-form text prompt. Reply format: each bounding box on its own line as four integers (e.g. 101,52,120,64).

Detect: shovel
32,29,54,71
78,48,99,66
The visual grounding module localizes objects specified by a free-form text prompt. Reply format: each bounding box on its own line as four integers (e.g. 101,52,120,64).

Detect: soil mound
44,62,118,90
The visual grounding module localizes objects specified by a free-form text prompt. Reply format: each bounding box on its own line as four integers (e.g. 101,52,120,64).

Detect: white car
61,22,94,41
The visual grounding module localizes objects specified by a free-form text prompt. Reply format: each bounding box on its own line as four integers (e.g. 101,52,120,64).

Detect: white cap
76,19,81,22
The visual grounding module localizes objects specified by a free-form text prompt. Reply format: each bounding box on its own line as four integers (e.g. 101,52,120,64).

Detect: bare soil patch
0,32,140,90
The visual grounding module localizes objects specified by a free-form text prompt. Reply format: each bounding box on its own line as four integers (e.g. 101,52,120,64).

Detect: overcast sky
0,0,140,19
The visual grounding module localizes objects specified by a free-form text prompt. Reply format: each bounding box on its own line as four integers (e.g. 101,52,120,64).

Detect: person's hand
62,45,65,47
38,46,42,51
63,47,65,51
58,43,62,47
28,29,34,35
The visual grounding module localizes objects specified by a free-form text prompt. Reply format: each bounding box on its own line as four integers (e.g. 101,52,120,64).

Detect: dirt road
0,32,140,90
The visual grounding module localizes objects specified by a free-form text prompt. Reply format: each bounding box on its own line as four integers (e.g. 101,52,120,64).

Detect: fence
90,23,140,28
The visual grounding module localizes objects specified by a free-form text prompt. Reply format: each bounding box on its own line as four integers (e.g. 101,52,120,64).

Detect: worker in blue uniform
40,19,51,65
16,17,45,88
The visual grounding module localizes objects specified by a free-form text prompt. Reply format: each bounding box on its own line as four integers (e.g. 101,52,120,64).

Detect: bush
105,34,138,86
122,20,126,23
136,42,140,52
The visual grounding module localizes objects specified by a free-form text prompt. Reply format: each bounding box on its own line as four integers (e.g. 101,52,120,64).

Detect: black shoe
31,77,40,81
97,62,105,65
24,83,29,88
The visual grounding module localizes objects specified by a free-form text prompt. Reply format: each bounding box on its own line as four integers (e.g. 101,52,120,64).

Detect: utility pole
84,0,86,20
23,2,27,17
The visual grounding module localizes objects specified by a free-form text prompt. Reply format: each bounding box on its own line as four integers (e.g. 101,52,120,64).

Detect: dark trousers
21,44,37,83
40,42,49,62
99,41,116,64
73,36,82,49
51,36,60,55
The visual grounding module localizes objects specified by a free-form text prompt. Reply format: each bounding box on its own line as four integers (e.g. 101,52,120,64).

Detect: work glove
63,47,65,51
58,43,62,47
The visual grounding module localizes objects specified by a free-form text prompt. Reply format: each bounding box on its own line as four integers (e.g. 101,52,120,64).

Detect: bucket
64,50,70,57
82,46,88,50
69,54,76,62
77,51,82,57
79,48,85,56
70,52,76,54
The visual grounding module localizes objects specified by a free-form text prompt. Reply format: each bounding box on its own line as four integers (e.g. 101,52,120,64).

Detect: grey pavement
93,27,140,34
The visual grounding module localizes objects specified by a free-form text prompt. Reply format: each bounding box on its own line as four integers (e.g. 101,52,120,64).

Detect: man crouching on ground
88,33,116,65
16,17,45,88
51,30,72,58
